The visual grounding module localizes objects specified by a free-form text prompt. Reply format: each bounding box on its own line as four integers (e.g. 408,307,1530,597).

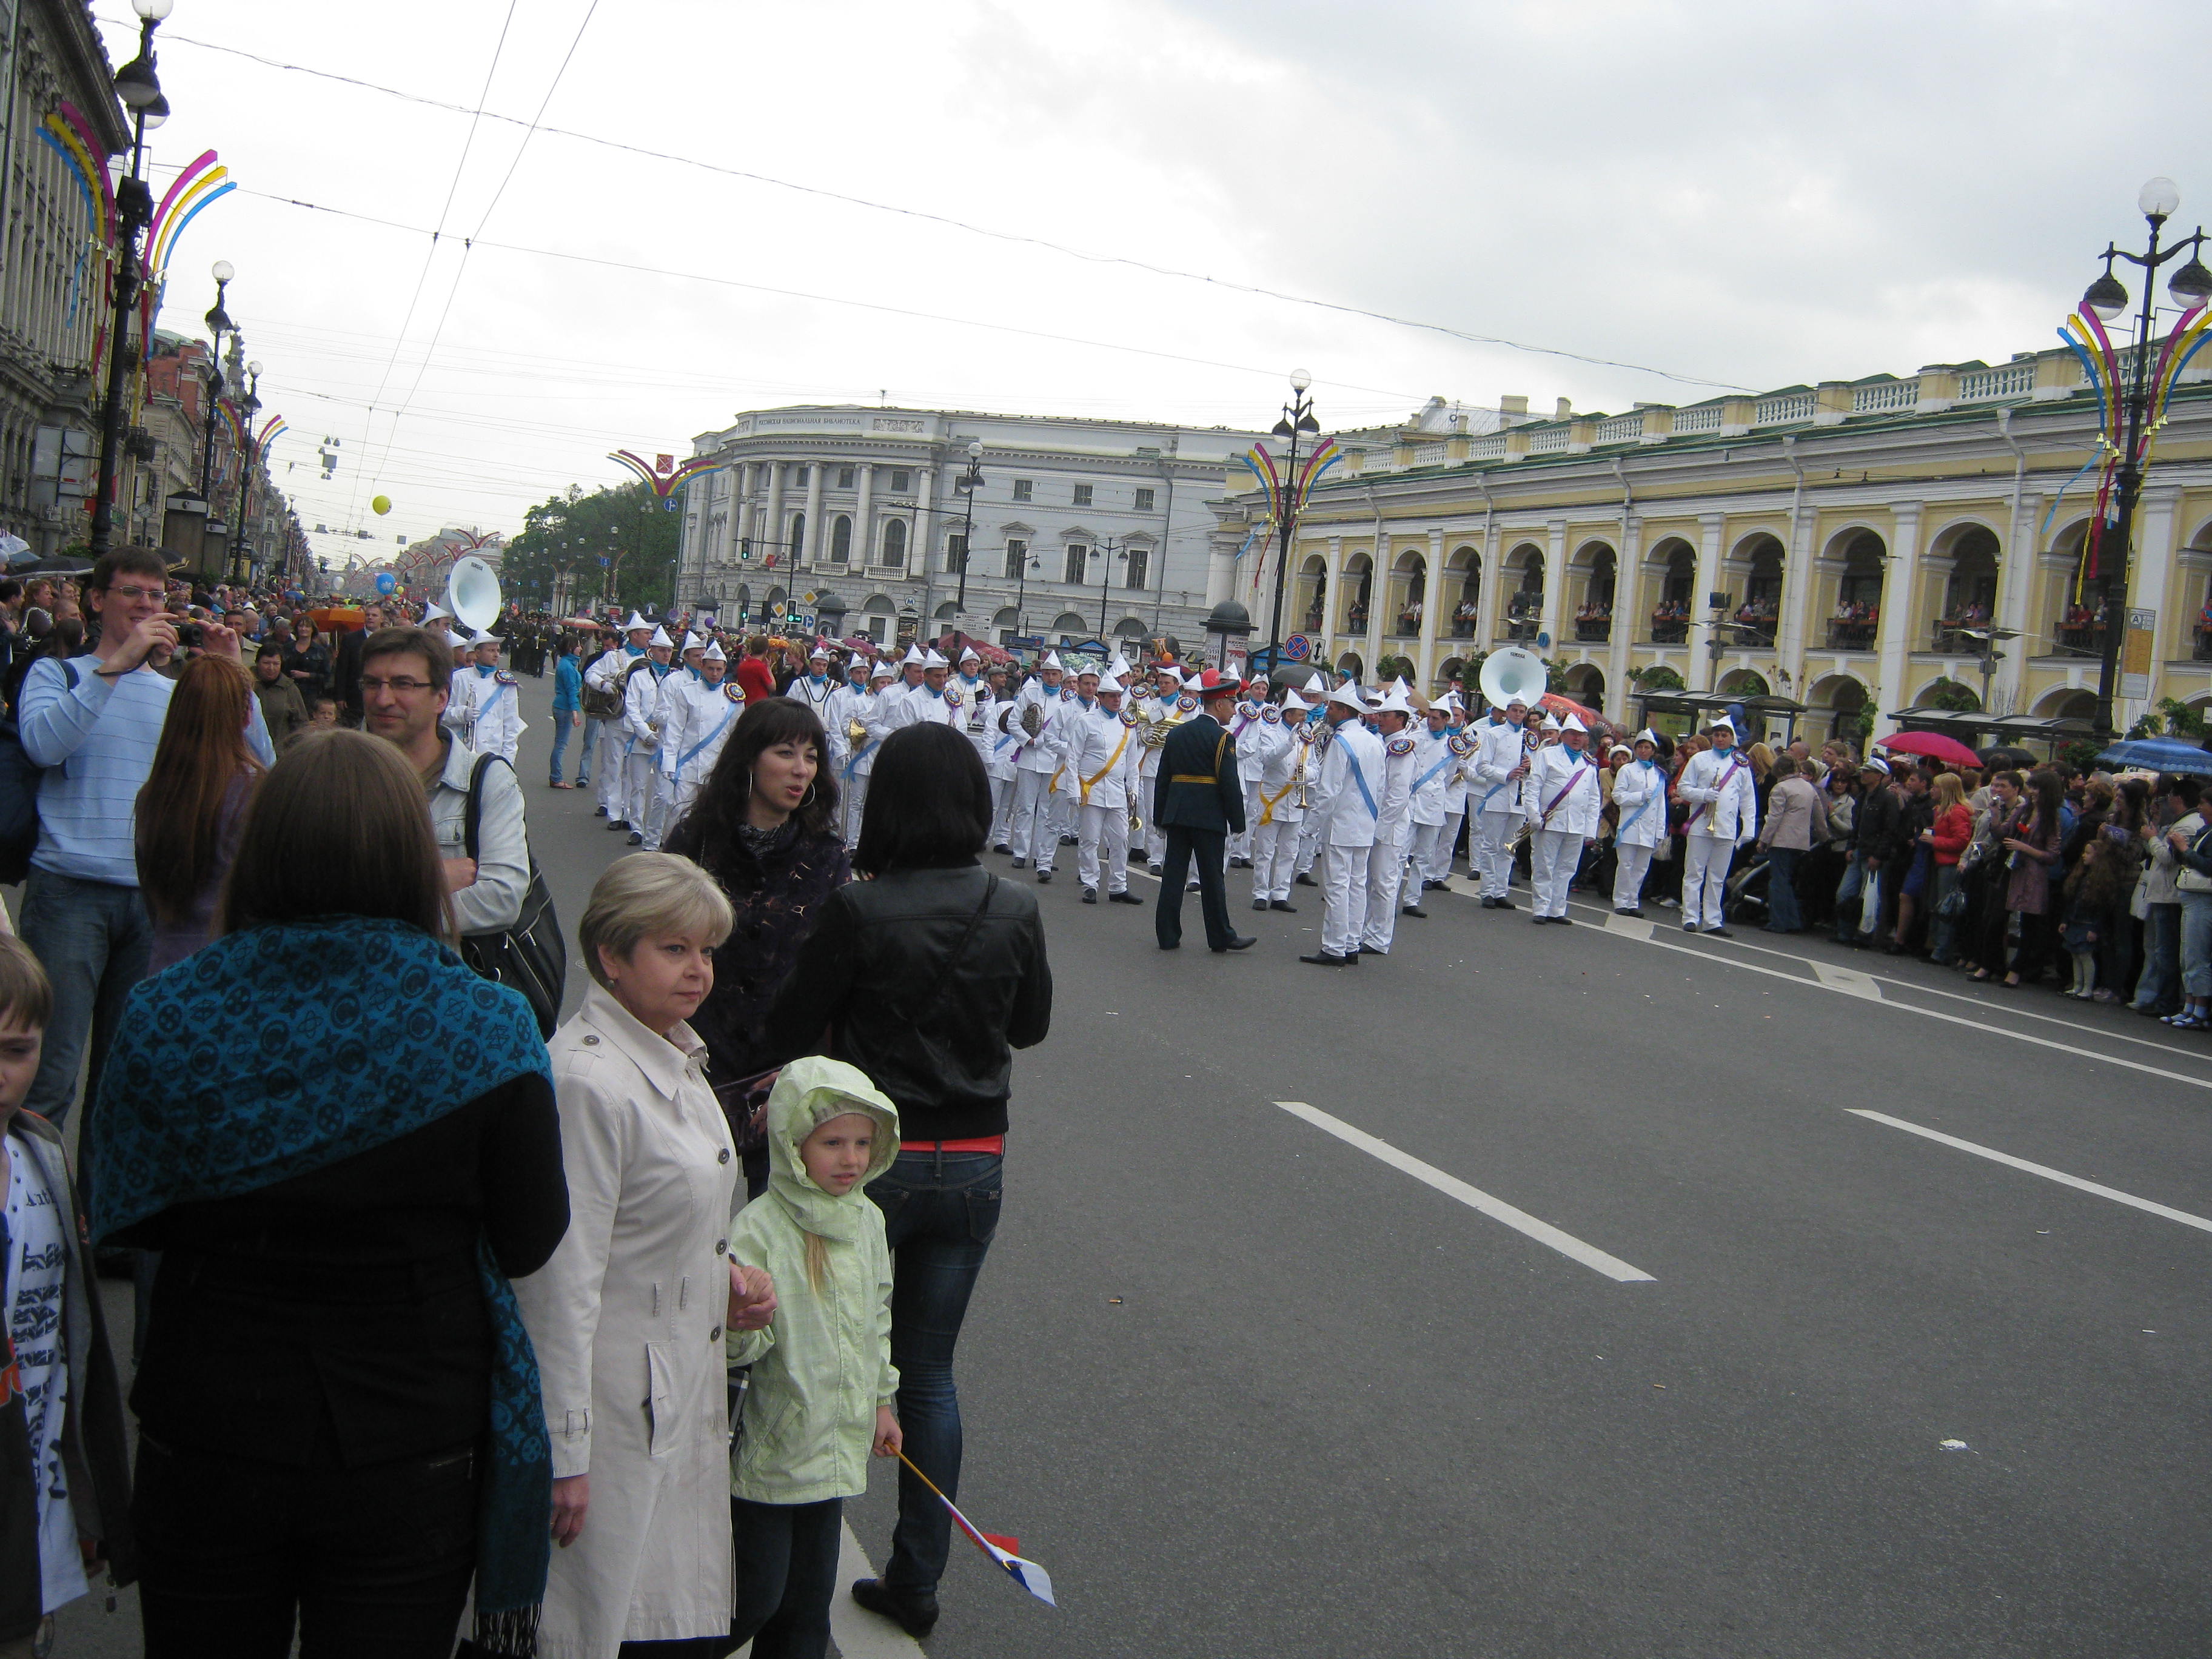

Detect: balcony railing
1754,392,1817,426
1672,404,1724,434
1959,361,2037,401
1825,617,1879,650
2195,626,2212,663
1574,616,1612,642
2050,622,2103,659
1852,379,1917,414
1646,615,1690,645
1596,413,1644,445
1529,426,1572,454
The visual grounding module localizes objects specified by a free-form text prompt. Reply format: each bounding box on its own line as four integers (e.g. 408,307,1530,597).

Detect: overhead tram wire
238,186,1435,406
346,1,518,528
366,0,601,491
115,22,1752,394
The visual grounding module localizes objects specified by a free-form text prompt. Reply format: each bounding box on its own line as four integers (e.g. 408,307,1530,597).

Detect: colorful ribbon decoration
606,447,732,498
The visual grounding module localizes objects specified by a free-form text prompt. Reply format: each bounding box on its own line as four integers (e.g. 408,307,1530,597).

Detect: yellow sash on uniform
1079,726,1133,806
1258,779,1296,825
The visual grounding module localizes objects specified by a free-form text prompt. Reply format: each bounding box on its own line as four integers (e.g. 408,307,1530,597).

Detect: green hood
764,1056,902,1241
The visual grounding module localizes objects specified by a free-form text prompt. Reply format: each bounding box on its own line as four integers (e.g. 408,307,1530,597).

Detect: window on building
789,512,805,561
890,469,911,492
945,533,967,574
830,515,852,563
1004,537,1028,580
1125,546,1148,589
1072,483,1093,507
796,466,810,485
1064,543,1088,584
1134,487,1155,512
838,466,855,489
1013,478,1033,503
881,518,908,566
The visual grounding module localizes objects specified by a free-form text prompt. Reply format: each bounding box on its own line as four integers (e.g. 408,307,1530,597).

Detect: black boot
851,1578,940,1638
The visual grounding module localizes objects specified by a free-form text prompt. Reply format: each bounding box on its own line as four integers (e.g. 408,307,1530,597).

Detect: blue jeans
1834,856,1883,940
17,867,151,1133
729,1495,843,1659
1763,847,1803,932
865,1148,1002,1597
2134,902,2181,1011
549,709,583,785
2182,891,2212,999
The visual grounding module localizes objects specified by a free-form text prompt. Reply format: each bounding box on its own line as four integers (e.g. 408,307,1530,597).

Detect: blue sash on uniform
842,738,879,782
1616,762,1665,838
679,703,740,773
1341,746,1379,819
1413,745,1457,796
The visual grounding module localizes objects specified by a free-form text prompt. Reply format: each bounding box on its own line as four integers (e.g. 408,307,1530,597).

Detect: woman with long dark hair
663,695,848,1194
762,721,1051,1640
89,729,569,1658
1997,768,2068,988
136,654,266,974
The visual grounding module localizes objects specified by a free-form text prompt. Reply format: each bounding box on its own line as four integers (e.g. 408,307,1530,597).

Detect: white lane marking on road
1562,893,2205,1062
1581,919,2212,1093
1273,1100,1657,1283
1849,1109,2212,1236
1604,912,1654,941
820,1521,928,1659
1812,960,1883,999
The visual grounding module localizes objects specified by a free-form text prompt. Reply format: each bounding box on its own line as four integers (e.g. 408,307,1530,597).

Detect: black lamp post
2079,176,2212,740
951,440,982,617
90,0,172,555
229,361,260,581
198,260,233,498
1011,543,1042,643
1096,535,1127,640
1260,369,1320,677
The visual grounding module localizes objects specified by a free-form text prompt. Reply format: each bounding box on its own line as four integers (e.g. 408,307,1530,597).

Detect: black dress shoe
595,804,608,817
1037,871,1052,883
1061,833,1079,846
1158,940,1181,950
1212,934,1257,953
626,831,645,846
993,843,1012,854
851,1578,939,1638
1294,871,1318,886
1083,888,1099,903
1108,890,1144,905
1480,896,1498,909
1704,926,1734,939
1401,904,1427,919
1615,907,1644,917
1011,856,1026,869
1253,897,1270,911
1299,950,1351,966
1423,877,1447,890
608,819,629,831
1270,899,1298,913
1531,914,1550,925
1493,897,1518,910
1553,915,1574,926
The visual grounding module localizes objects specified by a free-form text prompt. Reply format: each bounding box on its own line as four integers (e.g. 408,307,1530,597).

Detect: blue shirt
20,654,276,886
553,655,581,713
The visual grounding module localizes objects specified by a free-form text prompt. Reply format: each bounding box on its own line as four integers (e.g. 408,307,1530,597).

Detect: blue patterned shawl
89,916,555,1626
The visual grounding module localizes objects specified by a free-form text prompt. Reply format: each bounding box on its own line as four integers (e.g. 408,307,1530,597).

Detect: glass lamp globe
2140,177,2182,220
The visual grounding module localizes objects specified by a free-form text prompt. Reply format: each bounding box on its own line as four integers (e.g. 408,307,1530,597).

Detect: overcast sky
95,0,2212,572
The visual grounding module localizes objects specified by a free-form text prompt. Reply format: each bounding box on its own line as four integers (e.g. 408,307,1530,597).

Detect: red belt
900,1135,1005,1155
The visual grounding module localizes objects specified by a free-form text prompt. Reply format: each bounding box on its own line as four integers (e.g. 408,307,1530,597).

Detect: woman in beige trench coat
515,854,773,1658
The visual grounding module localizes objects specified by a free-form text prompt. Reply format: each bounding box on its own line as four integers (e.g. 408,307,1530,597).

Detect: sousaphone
1478,646,1547,712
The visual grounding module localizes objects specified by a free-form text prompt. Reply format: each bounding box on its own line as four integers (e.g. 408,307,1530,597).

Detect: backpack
458,753,568,1037
0,659,79,885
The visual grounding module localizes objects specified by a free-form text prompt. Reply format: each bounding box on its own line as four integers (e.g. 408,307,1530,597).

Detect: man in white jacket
1247,692,1309,912
1299,682,1388,967
620,628,675,845
1609,730,1671,916
1524,712,1603,923
1674,714,1758,937
1403,699,1461,903
1068,670,1144,904
842,658,897,848
1007,654,1068,873
1361,685,1421,953
585,613,652,826
1469,693,1533,909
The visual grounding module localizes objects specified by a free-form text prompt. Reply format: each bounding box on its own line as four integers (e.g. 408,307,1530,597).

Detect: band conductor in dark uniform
1153,668,1257,953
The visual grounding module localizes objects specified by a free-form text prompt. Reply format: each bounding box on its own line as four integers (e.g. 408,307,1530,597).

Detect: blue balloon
375,572,397,595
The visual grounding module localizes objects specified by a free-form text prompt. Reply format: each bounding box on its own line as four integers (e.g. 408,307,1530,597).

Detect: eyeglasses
359,676,435,695
103,584,166,604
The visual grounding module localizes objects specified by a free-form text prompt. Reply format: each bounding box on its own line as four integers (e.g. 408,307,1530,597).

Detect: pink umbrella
1879,730,1982,768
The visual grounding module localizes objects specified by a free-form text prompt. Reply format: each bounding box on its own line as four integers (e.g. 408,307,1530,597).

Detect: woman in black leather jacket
763,721,1050,1639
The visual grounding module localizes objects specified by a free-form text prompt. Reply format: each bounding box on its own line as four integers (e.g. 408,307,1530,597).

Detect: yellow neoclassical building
1212,343,2212,743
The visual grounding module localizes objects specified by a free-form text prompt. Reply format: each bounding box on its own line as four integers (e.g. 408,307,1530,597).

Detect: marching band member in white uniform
1403,698,1460,905
440,629,480,743
1523,712,1601,923
1138,664,1187,872
788,642,838,723
1361,685,1420,951
1298,682,1387,968
1674,714,1758,937
823,657,870,779
885,648,965,733
620,626,675,844
585,613,651,824
657,639,746,835
638,634,706,852
1224,691,1266,868
1068,667,1144,906
1248,691,1310,911
1430,691,1473,890
1470,693,1533,908
1007,653,1068,873
1609,729,1671,916
840,659,897,848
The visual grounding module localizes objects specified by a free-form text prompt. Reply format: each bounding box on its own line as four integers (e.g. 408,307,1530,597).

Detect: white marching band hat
923,648,950,669
703,640,728,662
1707,714,1737,734
1326,680,1367,713
1560,712,1588,734
649,626,675,648
1540,712,1562,731
1281,689,1309,713
902,644,927,666
1637,728,1662,746
811,642,833,660
1375,685,1417,717
870,659,897,680
623,611,651,632
442,628,470,649
1042,651,1064,671
421,600,451,625
959,646,981,665
1303,672,1327,694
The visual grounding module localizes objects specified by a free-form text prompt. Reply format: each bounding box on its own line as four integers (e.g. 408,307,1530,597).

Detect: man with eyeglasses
16,548,274,1131
359,625,530,937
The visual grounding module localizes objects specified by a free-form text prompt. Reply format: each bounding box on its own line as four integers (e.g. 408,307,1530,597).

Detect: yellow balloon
371,495,392,516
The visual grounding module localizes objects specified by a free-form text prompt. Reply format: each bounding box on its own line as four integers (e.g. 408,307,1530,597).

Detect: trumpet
847,715,869,746
1128,808,1144,837
1291,744,1311,812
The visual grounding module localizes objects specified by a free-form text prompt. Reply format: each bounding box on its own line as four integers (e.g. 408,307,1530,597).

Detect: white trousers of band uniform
641,768,677,851
1295,816,1321,876
1078,801,1130,894
671,777,703,832
1531,827,1585,918
624,749,657,829
1360,836,1406,952
1435,810,1464,882
1252,814,1301,902
1683,831,1734,930
842,771,870,849
1227,792,1256,863
595,721,627,819
1321,840,1370,957
987,773,1013,846
1143,773,1167,865
1613,841,1655,911
1406,819,1446,890
1475,808,1520,898
1010,769,1056,866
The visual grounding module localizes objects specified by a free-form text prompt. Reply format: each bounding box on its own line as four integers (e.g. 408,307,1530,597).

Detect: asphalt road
56,672,2212,1657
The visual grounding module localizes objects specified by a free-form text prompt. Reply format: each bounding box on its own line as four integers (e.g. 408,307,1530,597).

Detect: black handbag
460,753,567,1037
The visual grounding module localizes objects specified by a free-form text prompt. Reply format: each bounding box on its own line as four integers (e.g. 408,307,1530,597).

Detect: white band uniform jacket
1065,699,1141,812
1677,745,1760,842
1472,716,1534,817
1010,681,1068,775
1525,743,1603,838
512,982,743,1659
658,675,745,788
1407,726,1456,827
1307,720,1389,848
1609,757,1672,848
1248,719,1305,824
883,681,965,733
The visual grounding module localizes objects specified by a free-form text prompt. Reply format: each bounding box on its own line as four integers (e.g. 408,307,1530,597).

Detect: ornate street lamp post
2074,177,2212,740
198,260,233,499
1261,370,1320,679
229,361,260,581
952,439,983,619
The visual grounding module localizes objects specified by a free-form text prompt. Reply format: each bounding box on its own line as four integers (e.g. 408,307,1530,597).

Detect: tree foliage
1631,663,1686,691
501,481,682,614
1918,677,1982,712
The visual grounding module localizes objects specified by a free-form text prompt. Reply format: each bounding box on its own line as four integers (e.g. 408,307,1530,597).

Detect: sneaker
1658,897,1678,909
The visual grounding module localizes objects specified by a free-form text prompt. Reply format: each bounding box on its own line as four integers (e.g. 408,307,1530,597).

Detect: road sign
1284,633,1313,662
2123,606,2156,699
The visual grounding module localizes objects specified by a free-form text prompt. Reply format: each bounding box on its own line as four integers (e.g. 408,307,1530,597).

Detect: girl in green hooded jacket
725,1056,903,1658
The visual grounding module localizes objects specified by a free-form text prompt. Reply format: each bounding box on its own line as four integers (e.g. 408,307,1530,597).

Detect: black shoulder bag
461,753,568,1037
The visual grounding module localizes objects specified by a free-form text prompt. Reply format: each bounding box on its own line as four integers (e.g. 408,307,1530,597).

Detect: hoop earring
799,783,817,809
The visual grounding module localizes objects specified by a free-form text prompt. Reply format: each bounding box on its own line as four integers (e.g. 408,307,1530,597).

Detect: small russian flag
897,1451,1055,1607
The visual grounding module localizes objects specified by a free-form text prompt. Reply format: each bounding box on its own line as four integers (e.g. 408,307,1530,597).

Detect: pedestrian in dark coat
1152,669,1255,953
